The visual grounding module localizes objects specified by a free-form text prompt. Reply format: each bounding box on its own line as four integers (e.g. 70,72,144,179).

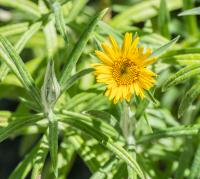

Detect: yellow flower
92,32,157,104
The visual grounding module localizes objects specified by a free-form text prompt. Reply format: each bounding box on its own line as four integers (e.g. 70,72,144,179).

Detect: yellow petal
138,87,145,99
105,89,111,96
143,48,152,59
133,83,140,96
102,43,116,61
95,50,113,65
144,57,157,66
129,36,139,55
109,35,120,54
121,32,132,57
109,87,118,100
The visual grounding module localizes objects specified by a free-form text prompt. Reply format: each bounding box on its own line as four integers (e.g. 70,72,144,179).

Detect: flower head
92,32,157,104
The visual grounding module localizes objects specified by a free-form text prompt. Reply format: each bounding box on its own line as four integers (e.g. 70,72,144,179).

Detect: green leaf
145,91,159,105
65,93,96,110
158,0,170,38
178,83,200,117
15,22,42,54
52,1,68,42
135,99,149,120
62,68,93,91
0,22,29,37
66,0,88,23
175,139,194,179
161,53,200,65
43,19,58,58
0,114,43,143
189,142,200,179
68,134,107,172
59,110,122,140
161,48,200,57
0,0,41,18
113,162,128,178
0,63,9,82
57,136,75,179
0,22,42,82
182,0,198,36
162,64,200,91
9,143,39,179
90,157,119,179
178,7,200,16
137,124,200,144
0,35,41,106
9,135,47,179
110,0,182,27
86,110,119,130
149,36,180,58
59,8,108,91
31,134,49,179
59,116,145,179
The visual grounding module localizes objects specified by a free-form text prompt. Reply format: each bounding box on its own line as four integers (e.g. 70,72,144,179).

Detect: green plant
0,0,200,179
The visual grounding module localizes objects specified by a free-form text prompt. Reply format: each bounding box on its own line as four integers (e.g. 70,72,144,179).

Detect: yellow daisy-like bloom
92,32,157,104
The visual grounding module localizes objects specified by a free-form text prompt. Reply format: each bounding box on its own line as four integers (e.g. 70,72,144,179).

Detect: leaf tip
100,8,109,18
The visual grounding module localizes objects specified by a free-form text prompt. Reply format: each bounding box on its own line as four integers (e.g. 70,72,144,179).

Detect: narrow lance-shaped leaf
31,134,49,179
0,35,41,106
178,83,200,117
182,0,198,36
145,90,159,105
59,8,108,91
158,0,170,38
9,142,40,179
0,63,9,82
9,134,47,179
59,116,146,179
66,0,88,23
62,68,93,91
59,110,122,140
149,36,180,58
44,19,58,58
90,156,119,179
0,0,41,18
0,22,42,82
110,0,182,27
0,22,29,37
69,135,102,172
189,142,200,179
0,114,43,143
137,124,200,144
15,22,42,54
162,64,200,91
52,1,68,43
175,139,194,179
178,7,200,16
57,136,76,179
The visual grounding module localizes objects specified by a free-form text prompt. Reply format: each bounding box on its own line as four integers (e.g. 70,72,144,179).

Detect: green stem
47,109,58,178
120,101,137,179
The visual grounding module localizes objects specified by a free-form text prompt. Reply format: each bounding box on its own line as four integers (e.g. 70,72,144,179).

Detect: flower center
112,60,140,85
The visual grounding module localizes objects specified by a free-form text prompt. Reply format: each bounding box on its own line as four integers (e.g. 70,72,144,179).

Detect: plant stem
120,101,137,179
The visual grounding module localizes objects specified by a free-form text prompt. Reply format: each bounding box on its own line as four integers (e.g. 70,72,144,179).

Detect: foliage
0,0,200,178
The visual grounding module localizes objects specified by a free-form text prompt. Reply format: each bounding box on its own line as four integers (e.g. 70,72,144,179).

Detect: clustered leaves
0,0,200,179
